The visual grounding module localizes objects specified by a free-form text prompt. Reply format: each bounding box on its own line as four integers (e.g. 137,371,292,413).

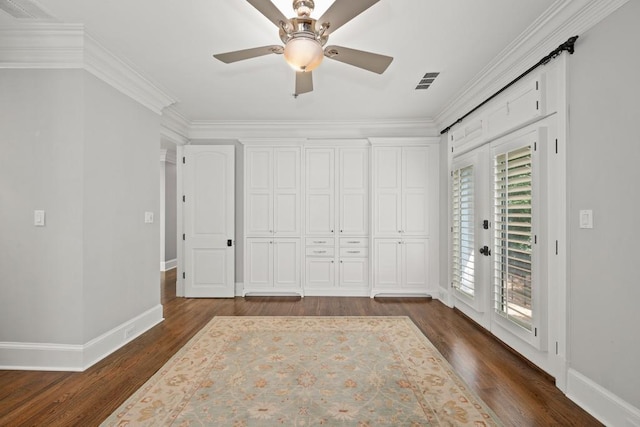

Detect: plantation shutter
452,165,475,298
493,145,533,331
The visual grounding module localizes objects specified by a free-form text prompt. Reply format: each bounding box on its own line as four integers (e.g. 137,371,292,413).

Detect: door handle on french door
227,239,233,247
479,246,491,256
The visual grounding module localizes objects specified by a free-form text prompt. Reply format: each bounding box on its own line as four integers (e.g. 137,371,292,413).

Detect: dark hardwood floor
0,270,601,426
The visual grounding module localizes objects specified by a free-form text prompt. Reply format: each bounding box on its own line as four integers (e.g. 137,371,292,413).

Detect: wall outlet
144,211,154,224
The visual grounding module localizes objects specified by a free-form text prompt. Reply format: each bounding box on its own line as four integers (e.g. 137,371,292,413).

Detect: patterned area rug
102,316,502,426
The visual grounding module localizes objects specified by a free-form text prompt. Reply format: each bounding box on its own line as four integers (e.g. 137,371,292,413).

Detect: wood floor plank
0,272,602,426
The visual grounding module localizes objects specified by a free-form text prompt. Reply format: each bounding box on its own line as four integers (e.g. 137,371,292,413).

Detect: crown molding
189,119,438,140
0,23,176,115
161,106,190,146
83,34,176,115
435,0,629,133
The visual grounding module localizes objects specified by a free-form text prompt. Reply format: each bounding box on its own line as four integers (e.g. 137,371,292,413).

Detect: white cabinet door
306,148,335,235
339,148,368,236
339,258,368,289
402,239,428,289
273,239,301,289
373,147,402,236
274,148,301,236
246,147,301,237
373,238,428,294
246,148,273,236
245,238,272,289
402,147,429,236
306,257,335,289
373,239,402,289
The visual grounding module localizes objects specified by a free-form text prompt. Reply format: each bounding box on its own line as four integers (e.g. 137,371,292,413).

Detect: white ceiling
1,0,557,124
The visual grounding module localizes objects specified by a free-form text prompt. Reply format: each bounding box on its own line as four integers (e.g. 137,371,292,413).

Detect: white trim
567,368,640,427
161,259,177,271
159,149,177,164
161,106,190,146
368,136,441,146
436,0,630,133
0,305,164,372
235,282,243,297
238,137,307,146
0,23,176,115
191,119,438,140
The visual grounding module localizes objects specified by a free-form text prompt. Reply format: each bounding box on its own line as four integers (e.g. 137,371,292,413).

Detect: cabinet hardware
347,241,360,244
479,246,491,256
313,241,326,244
314,251,326,254
483,220,489,230
347,251,360,254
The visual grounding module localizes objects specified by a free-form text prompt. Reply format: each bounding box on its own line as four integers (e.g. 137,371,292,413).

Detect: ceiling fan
213,0,393,96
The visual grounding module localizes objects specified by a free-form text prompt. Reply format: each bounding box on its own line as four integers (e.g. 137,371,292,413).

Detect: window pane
453,166,475,298
494,147,533,331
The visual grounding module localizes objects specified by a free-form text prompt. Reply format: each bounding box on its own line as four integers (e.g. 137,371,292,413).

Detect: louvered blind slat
493,146,533,331
452,165,475,298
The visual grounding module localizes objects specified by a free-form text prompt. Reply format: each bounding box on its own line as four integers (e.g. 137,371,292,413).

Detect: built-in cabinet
242,139,437,297
304,146,369,296
371,144,432,297
244,146,302,295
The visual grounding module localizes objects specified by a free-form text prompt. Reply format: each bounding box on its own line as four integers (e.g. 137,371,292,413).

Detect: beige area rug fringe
101,316,502,426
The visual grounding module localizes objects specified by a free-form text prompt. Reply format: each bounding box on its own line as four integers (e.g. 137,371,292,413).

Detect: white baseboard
161,259,177,271
567,368,640,426
0,305,164,372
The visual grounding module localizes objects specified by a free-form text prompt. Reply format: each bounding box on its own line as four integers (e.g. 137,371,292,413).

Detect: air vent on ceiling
415,72,440,90
0,0,53,19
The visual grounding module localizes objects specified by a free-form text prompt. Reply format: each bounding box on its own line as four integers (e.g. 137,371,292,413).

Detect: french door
452,129,544,348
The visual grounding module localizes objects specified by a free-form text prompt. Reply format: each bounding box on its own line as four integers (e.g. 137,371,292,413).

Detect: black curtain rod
440,35,579,135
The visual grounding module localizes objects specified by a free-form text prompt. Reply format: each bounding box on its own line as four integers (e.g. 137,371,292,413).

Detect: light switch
579,210,593,229
144,211,154,224
34,210,45,226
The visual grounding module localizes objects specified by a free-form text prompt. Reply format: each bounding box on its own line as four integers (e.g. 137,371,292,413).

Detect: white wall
165,161,177,262
0,68,163,369
566,0,640,416
81,72,161,342
0,69,85,345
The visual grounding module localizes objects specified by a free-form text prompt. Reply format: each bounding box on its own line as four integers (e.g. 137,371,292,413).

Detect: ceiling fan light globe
284,36,324,72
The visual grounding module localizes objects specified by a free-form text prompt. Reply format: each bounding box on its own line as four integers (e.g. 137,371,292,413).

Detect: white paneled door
183,146,235,298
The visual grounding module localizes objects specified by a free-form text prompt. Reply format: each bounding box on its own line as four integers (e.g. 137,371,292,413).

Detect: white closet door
402,146,429,236
374,147,402,236
273,239,301,288
246,148,273,236
373,239,401,289
339,148,368,236
306,148,335,235
402,238,428,289
183,145,235,298
245,238,272,288
274,148,301,236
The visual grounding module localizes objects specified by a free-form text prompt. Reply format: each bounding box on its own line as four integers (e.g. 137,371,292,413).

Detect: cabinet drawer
306,247,335,257
340,248,369,257
306,237,335,247
339,237,369,247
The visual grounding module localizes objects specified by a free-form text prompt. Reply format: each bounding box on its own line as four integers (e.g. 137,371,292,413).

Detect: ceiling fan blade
316,0,380,35
324,45,393,74
295,71,313,95
246,0,290,29
213,45,283,64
